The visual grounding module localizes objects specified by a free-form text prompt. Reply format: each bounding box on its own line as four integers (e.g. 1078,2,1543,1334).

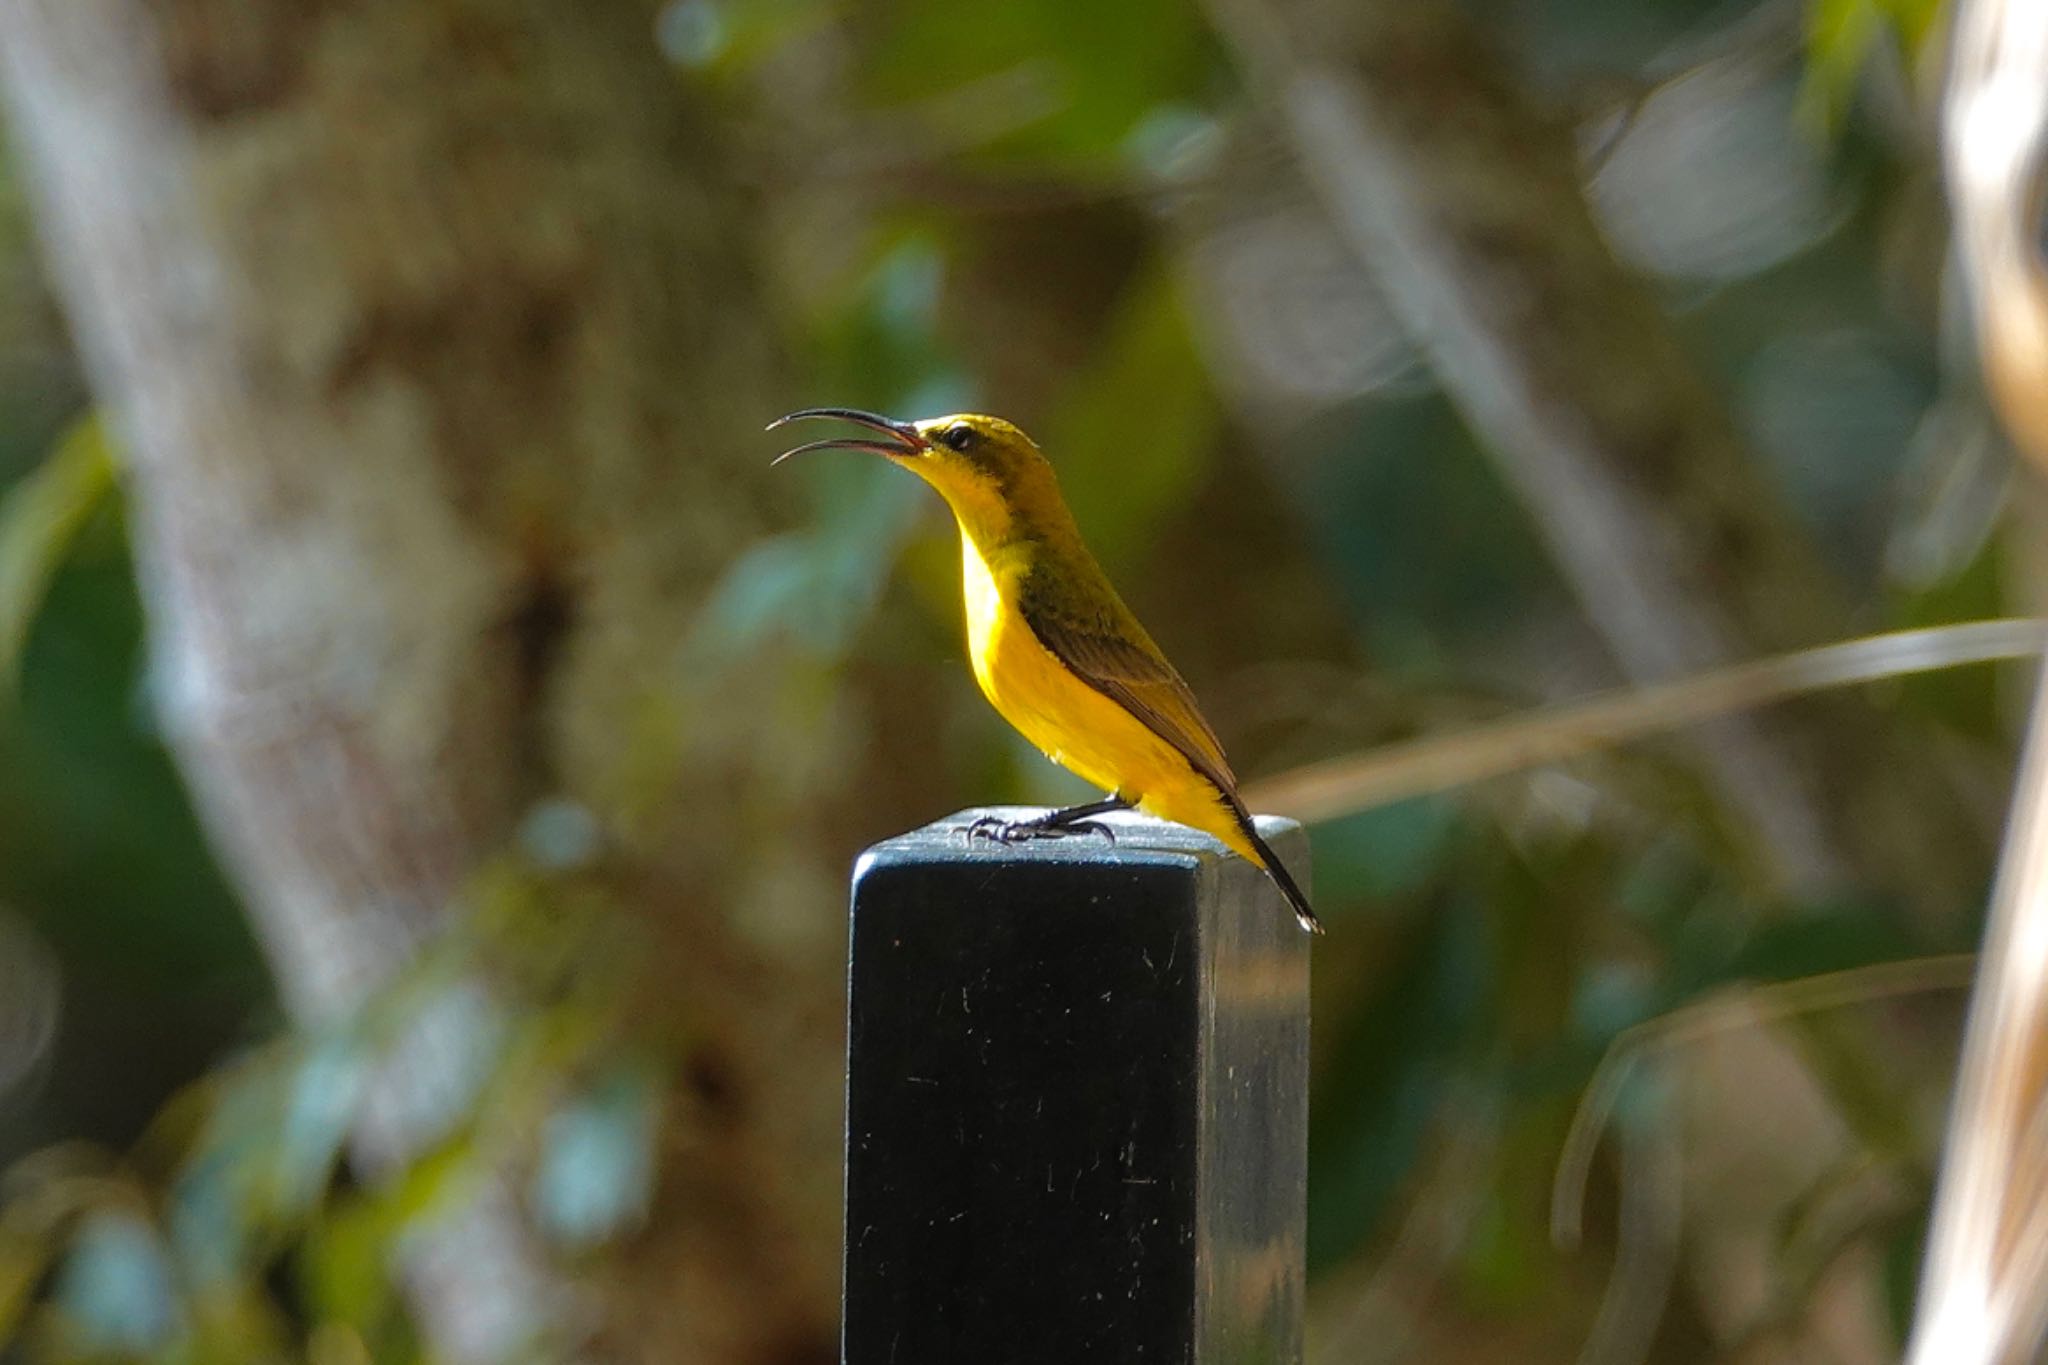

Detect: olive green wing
1018,570,1238,792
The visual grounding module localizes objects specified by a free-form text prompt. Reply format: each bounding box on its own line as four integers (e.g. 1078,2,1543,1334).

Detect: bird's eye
938,424,978,453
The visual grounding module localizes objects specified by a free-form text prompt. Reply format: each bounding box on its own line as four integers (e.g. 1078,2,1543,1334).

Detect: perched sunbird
770,408,1321,934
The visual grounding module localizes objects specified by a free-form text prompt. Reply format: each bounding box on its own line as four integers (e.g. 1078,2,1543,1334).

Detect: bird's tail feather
1228,799,1323,935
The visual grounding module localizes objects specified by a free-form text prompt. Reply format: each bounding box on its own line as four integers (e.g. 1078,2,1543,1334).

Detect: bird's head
769,407,1061,543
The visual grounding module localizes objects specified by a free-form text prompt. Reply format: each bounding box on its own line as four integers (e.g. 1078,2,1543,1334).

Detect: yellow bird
770,407,1321,935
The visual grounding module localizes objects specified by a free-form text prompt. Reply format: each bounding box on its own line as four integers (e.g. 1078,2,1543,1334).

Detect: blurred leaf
182,1282,296,1365
695,460,925,662
708,237,974,666
0,533,266,990
0,1156,139,1339
1121,103,1225,183
531,1059,662,1250
302,1132,482,1336
170,1052,305,1289
0,414,114,696
782,233,968,447
52,1209,180,1355
1045,265,1219,571
163,974,485,1293
657,0,734,70
302,1198,392,1337
364,1132,484,1243
659,0,831,76
856,0,1215,168
810,236,969,407
1800,0,1943,132
0,1223,56,1346
265,1038,369,1221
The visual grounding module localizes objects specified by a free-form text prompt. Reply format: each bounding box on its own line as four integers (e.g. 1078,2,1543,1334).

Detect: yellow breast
957,533,1202,808
960,534,1008,699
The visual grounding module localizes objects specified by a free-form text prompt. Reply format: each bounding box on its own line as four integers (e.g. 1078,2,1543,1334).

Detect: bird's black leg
967,795,1130,846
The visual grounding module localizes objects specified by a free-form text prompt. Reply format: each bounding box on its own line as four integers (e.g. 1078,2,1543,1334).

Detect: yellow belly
960,538,1258,864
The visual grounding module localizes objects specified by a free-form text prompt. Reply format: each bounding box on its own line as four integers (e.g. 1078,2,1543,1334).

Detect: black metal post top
843,808,1310,1365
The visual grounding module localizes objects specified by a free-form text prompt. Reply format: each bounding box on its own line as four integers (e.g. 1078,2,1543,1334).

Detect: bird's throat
922,469,1020,554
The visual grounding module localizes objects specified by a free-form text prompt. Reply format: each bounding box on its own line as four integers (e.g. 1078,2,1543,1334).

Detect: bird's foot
965,814,1117,846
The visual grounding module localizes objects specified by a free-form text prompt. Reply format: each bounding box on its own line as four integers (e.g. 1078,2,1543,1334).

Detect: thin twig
1574,1119,1683,1365
1552,953,1977,1252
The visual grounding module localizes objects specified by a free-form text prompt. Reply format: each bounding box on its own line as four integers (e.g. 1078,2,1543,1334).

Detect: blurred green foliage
0,860,654,1363
1800,0,1943,130
0,415,111,694
852,0,1218,171
0,0,2020,1359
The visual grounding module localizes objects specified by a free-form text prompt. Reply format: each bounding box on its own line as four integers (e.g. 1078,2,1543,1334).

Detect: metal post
843,807,1311,1365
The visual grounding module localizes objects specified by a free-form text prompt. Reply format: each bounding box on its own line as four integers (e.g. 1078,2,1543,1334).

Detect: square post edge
843,807,1310,1365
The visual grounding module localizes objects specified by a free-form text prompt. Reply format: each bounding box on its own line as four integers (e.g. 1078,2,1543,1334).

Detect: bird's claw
964,815,1117,846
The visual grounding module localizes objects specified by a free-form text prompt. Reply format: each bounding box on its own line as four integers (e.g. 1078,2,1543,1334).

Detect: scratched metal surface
842,809,1309,1365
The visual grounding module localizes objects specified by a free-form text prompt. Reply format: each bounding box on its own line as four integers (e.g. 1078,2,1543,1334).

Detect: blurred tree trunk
0,2,844,1362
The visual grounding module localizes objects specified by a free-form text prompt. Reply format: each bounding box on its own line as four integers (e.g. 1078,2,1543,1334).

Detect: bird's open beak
767,408,929,465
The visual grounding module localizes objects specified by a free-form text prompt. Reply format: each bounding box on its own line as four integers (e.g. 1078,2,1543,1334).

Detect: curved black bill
768,407,926,464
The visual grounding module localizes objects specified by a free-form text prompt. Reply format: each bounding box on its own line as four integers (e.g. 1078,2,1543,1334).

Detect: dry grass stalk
1245,620,2042,823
